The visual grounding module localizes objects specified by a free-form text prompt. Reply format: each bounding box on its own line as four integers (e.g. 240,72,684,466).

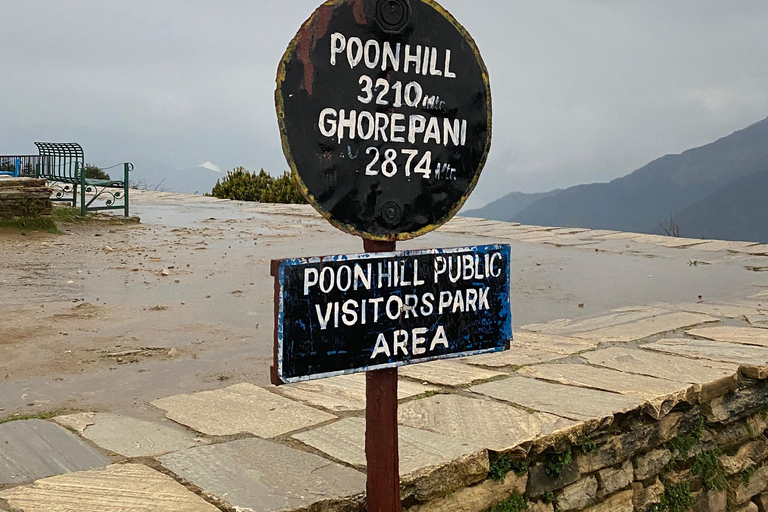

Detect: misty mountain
674,168,768,243
124,164,224,195
470,116,768,241
463,190,560,221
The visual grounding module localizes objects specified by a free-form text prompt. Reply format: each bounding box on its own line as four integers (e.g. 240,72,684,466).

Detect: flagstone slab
733,245,768,256
687,326,768,348
399,360,506,387
151,383,336,438
467,347,566,368
517,364,694,418
0,419,110,485
747,315,768,328
398,394,555,453
294,416,486,477
643,338,768,379
158,438,365,512
689,240,760,252
54,413,203,458
521,308,671,336
572,312,720,342
582,347,738,401
0,464,220,512
664,302,764,319
276,373,436,412
511,330,602,354
470,376,645,422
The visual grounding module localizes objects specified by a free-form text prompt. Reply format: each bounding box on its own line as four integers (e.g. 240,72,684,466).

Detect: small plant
742,465,758,486
489,455,528,482
665,417,705,461
691,449,726,491
645,482,695,512
540,491,556,504
579,436,598,454
544,448,573,477
483,490,527,512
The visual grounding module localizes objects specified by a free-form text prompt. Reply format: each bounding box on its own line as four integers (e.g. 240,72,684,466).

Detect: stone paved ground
1,191,768,511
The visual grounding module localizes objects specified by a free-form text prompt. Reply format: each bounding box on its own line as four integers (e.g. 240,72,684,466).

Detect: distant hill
470,116,768,242
463,190,560,221
675,168,768,243
125,165,224,195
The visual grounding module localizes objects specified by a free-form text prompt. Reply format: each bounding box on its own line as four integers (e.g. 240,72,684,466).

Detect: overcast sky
1,0,767,208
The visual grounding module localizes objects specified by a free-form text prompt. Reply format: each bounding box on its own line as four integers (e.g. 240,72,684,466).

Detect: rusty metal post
363,238,401,512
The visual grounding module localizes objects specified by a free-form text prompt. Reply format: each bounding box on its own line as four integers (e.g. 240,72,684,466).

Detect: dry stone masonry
0,178,52,219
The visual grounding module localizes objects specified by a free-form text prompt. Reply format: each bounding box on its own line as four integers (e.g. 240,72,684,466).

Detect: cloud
200,161,222,173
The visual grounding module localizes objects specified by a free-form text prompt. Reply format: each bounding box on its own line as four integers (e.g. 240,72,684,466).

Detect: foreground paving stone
644,338,768,379
399,360,506,386
665,302,765,319
518,364,694,418
521,308,669,335
0,464,220,512
511,331,602,354
397,394,549,453
54,413,203,458
467,346,566,368
293,417,488,502
276,373,436,412
158,438,365,512
470,376,645,422
0,419,110,485
687,326,768,347
747,314,768,328
582,347,738,401
571,312,720,342
151,383,336,437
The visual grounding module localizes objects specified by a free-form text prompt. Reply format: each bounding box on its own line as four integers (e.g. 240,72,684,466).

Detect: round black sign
276,0,491,241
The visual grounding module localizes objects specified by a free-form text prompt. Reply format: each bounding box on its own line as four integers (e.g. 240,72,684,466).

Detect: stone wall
409,380,768,512
0,178,53,218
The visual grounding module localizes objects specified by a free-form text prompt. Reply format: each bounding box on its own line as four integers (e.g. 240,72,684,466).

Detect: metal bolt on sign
274,1,504,510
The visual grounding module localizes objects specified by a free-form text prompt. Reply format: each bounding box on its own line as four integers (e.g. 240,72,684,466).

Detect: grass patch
665,417,705,461
742,465,758,486
645,482,695,512
0,216,60,233
0,409,65,425
483,491,528,512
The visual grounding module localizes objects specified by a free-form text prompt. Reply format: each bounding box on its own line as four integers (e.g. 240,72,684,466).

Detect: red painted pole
363,238,401,512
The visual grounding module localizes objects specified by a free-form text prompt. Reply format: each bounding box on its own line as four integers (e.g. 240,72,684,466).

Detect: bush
208,167,306,204
84,164,111,180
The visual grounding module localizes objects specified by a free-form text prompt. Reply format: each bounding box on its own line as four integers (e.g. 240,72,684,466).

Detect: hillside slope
463,190,560,221
675,168,768,243
485,116,768,234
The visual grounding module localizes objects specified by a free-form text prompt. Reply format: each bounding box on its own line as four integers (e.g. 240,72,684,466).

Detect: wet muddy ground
1,192,766,421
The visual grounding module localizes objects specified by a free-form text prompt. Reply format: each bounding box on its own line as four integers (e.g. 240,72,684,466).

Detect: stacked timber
0,177,53,218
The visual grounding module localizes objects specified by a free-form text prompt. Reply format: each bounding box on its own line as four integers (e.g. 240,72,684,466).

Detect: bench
34,142,132,217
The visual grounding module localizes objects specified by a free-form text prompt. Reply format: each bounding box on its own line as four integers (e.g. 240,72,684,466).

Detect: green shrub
84,164,111,180
208,167,306,204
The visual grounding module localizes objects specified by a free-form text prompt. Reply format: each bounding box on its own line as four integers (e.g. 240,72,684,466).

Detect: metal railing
0,155,39,177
